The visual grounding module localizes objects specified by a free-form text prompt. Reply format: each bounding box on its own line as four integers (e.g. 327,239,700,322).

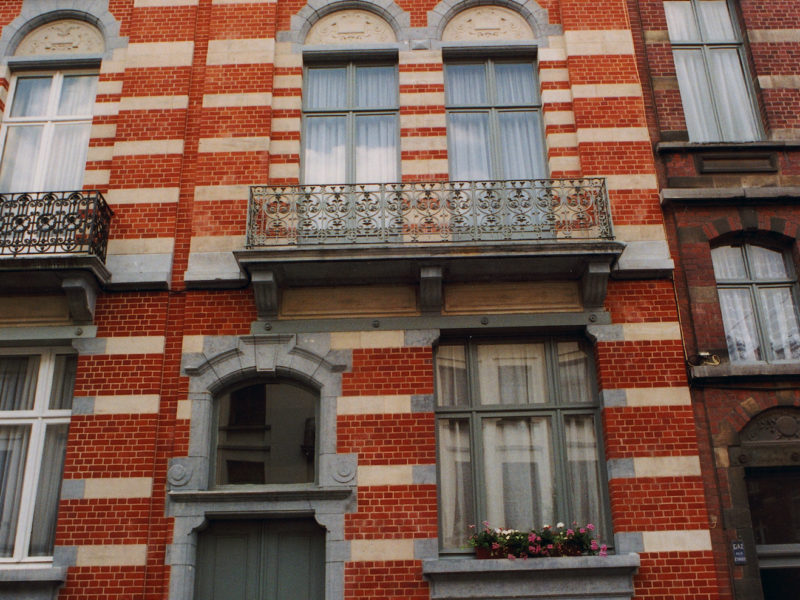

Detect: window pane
29,423,69,556
436,345,468,407
448,112,491,181
0,356,39,411
49,355,77,410
664,1,701,42
497,111,545,180
718,288,761,361
707,48,759,141
673,49,719,141
446,64,487,105
216,382,316,486
0,425,30,557
355,114,397,183
761,569,800,600
438,419,473,549
697,0,736,41
557,342,593,404
477,343,548,405
564,415,605,533
10,77,52,117
58,75,98,116
482,416,553,530
748,245,789,279
304,116,346,184
746,467,800,545
0,125,44,192
305,68,347,109
495,63,537,105
759,287,800,361
45,122,92,190
711,245,747,280
356,66,395,108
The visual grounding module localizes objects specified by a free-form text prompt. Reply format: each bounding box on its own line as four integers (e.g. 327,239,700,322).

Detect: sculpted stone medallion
443,6,534,41
16,19,105,55
306,10,396,45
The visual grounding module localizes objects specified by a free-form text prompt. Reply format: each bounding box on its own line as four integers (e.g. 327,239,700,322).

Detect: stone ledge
422,554,640,599
690,362,800,381
0,567,66,583
661,186,800,205
656,141,800,152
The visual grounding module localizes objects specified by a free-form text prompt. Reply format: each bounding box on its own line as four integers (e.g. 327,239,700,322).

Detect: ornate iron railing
0,190,113,261
247,178,612,247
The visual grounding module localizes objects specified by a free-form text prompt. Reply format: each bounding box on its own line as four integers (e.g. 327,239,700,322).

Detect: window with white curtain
0,71,98,193
302,62,398,184
445,60,546,181
435,339,607,551
0,350,76,562
663,0,760,142
711,243,800,363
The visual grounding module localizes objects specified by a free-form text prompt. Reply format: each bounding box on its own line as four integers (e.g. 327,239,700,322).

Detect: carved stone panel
741,407,800,443
305,10,396,45
442,6,534,41
16,19,105,56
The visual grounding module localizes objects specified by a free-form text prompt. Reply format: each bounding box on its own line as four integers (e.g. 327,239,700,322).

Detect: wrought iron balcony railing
247,178,612,248
0,190,113,261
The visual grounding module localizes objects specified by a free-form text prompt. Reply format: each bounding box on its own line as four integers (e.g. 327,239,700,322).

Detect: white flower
556,522,565,528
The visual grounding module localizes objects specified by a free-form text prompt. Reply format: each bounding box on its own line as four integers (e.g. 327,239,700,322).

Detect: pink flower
567,529,574,536
547,544,554,550
586,524,595,531
508,554,515,561
528,533,539,542
591,540,599,551
579,528,586,534
599,544,608,557
491,542,501,550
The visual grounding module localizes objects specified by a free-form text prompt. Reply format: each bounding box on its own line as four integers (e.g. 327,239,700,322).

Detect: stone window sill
690,362,800,381
422,554,640,599
656,141,800,152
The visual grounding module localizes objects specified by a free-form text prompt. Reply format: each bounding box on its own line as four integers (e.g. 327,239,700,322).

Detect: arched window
711,242,800,362
214,380,317,486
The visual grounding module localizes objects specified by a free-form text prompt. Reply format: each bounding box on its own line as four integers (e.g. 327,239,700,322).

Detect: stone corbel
61,273,99,323
420,266,443,314
251,269,279,319
581,260,611,309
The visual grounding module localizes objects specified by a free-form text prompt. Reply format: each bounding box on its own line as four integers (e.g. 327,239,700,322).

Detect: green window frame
663,0,762,142
711,242,800,363
301,61,399,185
434,338,609,552
444,58,547,181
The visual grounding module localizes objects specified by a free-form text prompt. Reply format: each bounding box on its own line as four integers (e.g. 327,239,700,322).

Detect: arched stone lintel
428,0,560,45
288,0,410,46
0,1,127,62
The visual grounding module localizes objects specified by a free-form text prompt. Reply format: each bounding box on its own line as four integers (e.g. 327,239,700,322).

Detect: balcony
237,179,624,318
0,190,113,323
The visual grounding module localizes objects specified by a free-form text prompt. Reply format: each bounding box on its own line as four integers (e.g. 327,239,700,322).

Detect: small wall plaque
732,541,747,565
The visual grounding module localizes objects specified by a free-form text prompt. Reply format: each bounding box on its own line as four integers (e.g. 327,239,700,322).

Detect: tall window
711,243,800,362
0,350,76,561
302,63,398,184
445,60,546,181
435,339,607,551
664,0,760,142
214,380,316,486
0,71,98,193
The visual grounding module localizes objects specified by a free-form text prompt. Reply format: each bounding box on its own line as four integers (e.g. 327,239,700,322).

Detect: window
0,350,76,561
302,62,398,184
711,243,800,362
445,59,546,181
214,380,316,486
0,71,98,193
435,339,607,551
664,0,760,142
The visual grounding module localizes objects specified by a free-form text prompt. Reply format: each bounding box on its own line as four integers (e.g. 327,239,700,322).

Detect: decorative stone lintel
422,554,640,600
168,486,353,504
420,265,443,313
251,268,279,319
581,260,611,309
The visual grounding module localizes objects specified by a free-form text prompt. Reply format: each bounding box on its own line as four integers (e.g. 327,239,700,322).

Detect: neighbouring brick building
0,1,775,600
627,0,800,598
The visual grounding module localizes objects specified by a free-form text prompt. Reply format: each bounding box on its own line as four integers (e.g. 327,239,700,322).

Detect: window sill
422,554,640,599
690,362,800,382
656,140,800,153
0,565,66,600
169,485,353,503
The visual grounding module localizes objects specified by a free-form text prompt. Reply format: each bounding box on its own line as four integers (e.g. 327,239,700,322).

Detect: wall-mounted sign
732,541,746,565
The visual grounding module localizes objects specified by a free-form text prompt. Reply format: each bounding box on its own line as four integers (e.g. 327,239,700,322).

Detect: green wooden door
196,518,325,600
